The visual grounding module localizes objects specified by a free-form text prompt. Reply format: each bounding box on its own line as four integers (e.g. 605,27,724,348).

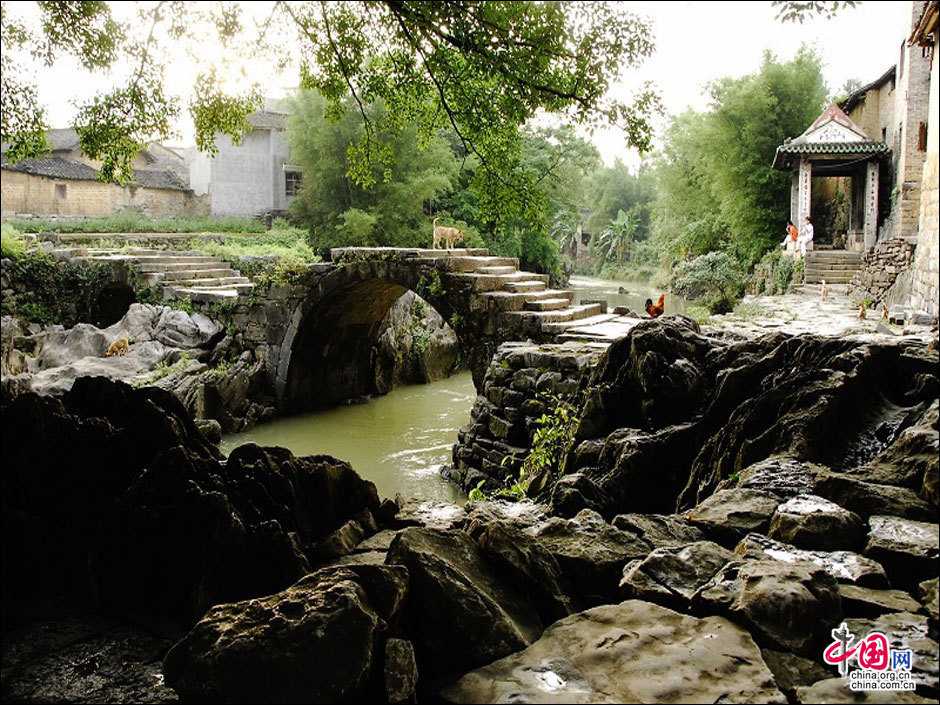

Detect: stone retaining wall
845,237,916,305
448,341,603,493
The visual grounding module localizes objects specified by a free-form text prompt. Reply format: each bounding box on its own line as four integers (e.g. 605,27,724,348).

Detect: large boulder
620,540,734,610
385,527,542,680
837,584,923,617
685,488,781,545
440,600,786,704
864,515,939,588
2,378,385,626
465,509,578,623
813,473,934,521
768,494,865,551
736,533,889,588
693,559,842,655
163,565,408,703
524,509,651,603
795,678,935,704
611,512,706,548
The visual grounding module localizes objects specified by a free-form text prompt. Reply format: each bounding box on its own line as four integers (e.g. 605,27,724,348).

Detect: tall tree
651,46,827,267
288,91,458,250
1,0,659,221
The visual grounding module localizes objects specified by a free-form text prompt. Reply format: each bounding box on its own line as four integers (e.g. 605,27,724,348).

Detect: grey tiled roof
248,110,288,130
772,141,890,170
1,156,190,191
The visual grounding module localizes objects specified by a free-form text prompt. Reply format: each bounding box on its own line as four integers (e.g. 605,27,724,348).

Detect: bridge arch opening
280,276,466,413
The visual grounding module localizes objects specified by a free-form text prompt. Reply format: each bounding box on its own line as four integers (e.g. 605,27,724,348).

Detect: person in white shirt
799,216,815,256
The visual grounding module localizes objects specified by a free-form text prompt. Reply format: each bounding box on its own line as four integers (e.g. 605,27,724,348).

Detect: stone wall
448,341,603,493
910,27,939,318
0,170,208,218
845,237,916,305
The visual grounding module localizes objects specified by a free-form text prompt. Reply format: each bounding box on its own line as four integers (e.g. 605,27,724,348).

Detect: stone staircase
410,250,613,338
803,250,863,285
69,248,254,302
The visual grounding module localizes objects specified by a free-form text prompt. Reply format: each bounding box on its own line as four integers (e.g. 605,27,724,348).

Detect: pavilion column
864,160,879,250
790,171,799,223
798,158,812,226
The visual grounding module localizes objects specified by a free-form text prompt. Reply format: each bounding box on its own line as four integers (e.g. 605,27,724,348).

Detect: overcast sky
23,1,911,166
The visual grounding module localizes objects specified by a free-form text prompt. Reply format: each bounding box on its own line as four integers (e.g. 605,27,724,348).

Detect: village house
186,105,302,218
773,0,937,319
0,128,203,218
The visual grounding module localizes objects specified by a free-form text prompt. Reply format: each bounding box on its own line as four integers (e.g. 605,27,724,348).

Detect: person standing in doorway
799,216,814,257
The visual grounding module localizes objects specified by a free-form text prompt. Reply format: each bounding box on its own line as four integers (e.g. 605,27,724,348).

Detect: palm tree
550,210,580,255
598,209,639,263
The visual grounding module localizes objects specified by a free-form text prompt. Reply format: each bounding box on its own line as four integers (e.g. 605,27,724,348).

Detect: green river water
221,277,673,502
222,370,476,503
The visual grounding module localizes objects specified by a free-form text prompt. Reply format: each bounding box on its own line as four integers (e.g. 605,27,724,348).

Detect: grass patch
730,301,771,319
1,223,27,258
7,212,267,234
189,226,319,285
684,303,713,325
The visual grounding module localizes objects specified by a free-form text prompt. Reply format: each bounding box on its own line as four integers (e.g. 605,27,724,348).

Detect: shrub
7,213,267,234
671,251,745,314
749,250,802,296
1,223,27,258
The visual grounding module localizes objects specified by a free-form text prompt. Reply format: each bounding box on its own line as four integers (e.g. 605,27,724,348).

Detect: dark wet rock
312,509,379,561
2,378,384,627
384,638,418,704
692,559,842,655
853,400,938,496
390,498,466,530
611,512,706,548
864,515,939,588
813,472,934,521
163,565,408,703
837,584,923,617
768,494,866,551
619,540,734,610
440,599,786,704
385,527,542,680
760,649,834,701
1,612,178,704
795,678,935,704
548,472,609,518
735,456,826,499
919,578,939,627
844,612,939,692
685,488,781,545
465,510,577,623
524,509,651,604
736,533,889,588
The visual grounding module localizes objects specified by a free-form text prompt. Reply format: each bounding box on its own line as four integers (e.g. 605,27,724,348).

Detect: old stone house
790,1,933,250
186,108,302,218
908,0,938,317
1,129,203,218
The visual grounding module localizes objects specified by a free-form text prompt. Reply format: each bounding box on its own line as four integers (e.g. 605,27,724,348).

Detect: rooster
645,294,666,318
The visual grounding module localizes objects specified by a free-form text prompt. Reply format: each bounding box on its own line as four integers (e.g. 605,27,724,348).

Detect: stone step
475,265,518,275
543,313,621,334
503,280,547,293
136,261,231,273
53,232,225,243
174,282,255,294
504,302,604,327
164,275,251,287
806,262,862,272
167,288,242,303
331,247,490,262
804,274,854,284
479,289,574,312
148,268,240,282
451,271,549,293
524,297,571,312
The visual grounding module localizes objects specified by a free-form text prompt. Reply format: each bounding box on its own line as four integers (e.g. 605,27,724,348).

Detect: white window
285,170,302,197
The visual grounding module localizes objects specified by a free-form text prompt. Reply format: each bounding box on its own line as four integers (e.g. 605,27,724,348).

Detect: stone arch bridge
229,247,609,411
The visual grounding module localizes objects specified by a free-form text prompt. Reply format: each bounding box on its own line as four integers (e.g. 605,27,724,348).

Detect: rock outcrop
2,377,387,628
1,304,276,431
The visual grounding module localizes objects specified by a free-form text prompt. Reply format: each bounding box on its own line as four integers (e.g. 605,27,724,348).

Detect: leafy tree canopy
1,0,659,219
772,1,860,23
651,46,827,268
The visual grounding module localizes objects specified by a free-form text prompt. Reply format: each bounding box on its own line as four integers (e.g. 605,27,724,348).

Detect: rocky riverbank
2,318,937,703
